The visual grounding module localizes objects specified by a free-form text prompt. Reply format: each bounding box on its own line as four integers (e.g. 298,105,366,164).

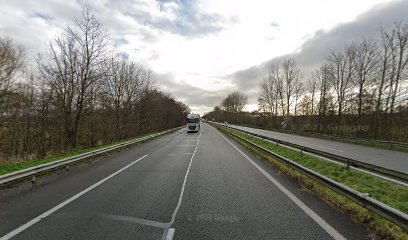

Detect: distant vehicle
186,113,200,132
224,121,228,125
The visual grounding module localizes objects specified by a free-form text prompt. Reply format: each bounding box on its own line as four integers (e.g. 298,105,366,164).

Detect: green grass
220,127,408,239
224,128,408,213
0,128,177,176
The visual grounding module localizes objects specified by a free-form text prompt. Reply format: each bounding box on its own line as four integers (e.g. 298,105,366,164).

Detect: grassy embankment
220,127,408,240
0,127,181,176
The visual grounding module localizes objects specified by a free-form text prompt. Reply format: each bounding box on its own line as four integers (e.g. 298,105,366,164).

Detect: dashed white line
0,155,149,240
170,131,201,224
162,130,202,240
176,145,197,147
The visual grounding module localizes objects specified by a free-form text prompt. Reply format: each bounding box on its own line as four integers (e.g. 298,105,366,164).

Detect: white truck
186,113,200,132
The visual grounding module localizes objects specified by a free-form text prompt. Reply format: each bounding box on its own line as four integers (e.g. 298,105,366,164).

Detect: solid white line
165,228,175,240
169,130,202,225
97,213,169,229
176,145,196,147
0,154,149,240
215,130,346,240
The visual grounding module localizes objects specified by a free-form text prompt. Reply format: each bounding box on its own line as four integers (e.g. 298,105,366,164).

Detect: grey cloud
112,37,129,47
147,50,159,60
32,11,54,22
225,0,408,107
157,72,227,109
270,22,279,28
108,0,233,37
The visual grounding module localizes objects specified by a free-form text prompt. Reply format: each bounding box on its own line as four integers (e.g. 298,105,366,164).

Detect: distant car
224,121,228,125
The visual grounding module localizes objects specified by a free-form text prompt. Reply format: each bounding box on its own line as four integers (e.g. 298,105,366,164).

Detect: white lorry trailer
186,113,200,132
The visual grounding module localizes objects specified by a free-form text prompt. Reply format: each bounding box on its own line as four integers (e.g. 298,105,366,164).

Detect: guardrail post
300,149,303,156
31,175,36,185
346,159,351,171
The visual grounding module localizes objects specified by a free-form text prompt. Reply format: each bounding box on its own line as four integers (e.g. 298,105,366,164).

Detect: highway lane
0,123,369,239
227,124,408,174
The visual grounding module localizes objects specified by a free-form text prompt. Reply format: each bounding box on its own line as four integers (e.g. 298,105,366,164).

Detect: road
0,123,369,239
227,124,408,174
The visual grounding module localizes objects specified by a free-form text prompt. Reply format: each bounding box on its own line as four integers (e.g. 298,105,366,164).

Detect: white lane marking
161,130,202,240
314,145,344,153
165,228,175,240
51,212,170,229
216,130,347,240
97,213,169,229
0,155,149,240
161,153,194,155
176,145,196,147
169,130,201,225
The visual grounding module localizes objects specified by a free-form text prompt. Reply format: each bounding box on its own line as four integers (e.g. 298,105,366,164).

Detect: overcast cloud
0,0,407,114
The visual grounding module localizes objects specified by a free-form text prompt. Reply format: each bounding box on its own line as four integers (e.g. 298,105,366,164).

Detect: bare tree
374,28,395,135
38,6,110,148
389,22,408,115
316,65,332,116
0,38,24,114
351,39,379,117
222,91,247,113
293,80,304,116
306,75,318,115
282,58,301,116
270,63,286,116
258,76,276,115
326,44,355,118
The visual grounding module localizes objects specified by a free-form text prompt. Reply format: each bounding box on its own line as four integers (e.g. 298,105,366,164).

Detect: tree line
206,22,408,141
204,91,249,124
0,8,189,163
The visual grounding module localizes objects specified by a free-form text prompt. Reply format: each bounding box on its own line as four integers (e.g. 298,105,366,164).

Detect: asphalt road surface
0,123,370,239
227,124,408,174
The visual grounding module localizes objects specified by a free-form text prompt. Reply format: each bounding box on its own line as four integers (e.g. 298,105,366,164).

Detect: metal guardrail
0,126,184,186
235,123,408,148
216,123,408,183
214,124,408,232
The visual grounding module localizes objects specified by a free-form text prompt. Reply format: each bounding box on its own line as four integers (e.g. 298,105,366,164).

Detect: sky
1,0,408,115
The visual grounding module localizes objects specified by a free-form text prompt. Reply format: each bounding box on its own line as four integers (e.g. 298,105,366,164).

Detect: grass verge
220,127,408,240
237,124,408,153
0,128,180,176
